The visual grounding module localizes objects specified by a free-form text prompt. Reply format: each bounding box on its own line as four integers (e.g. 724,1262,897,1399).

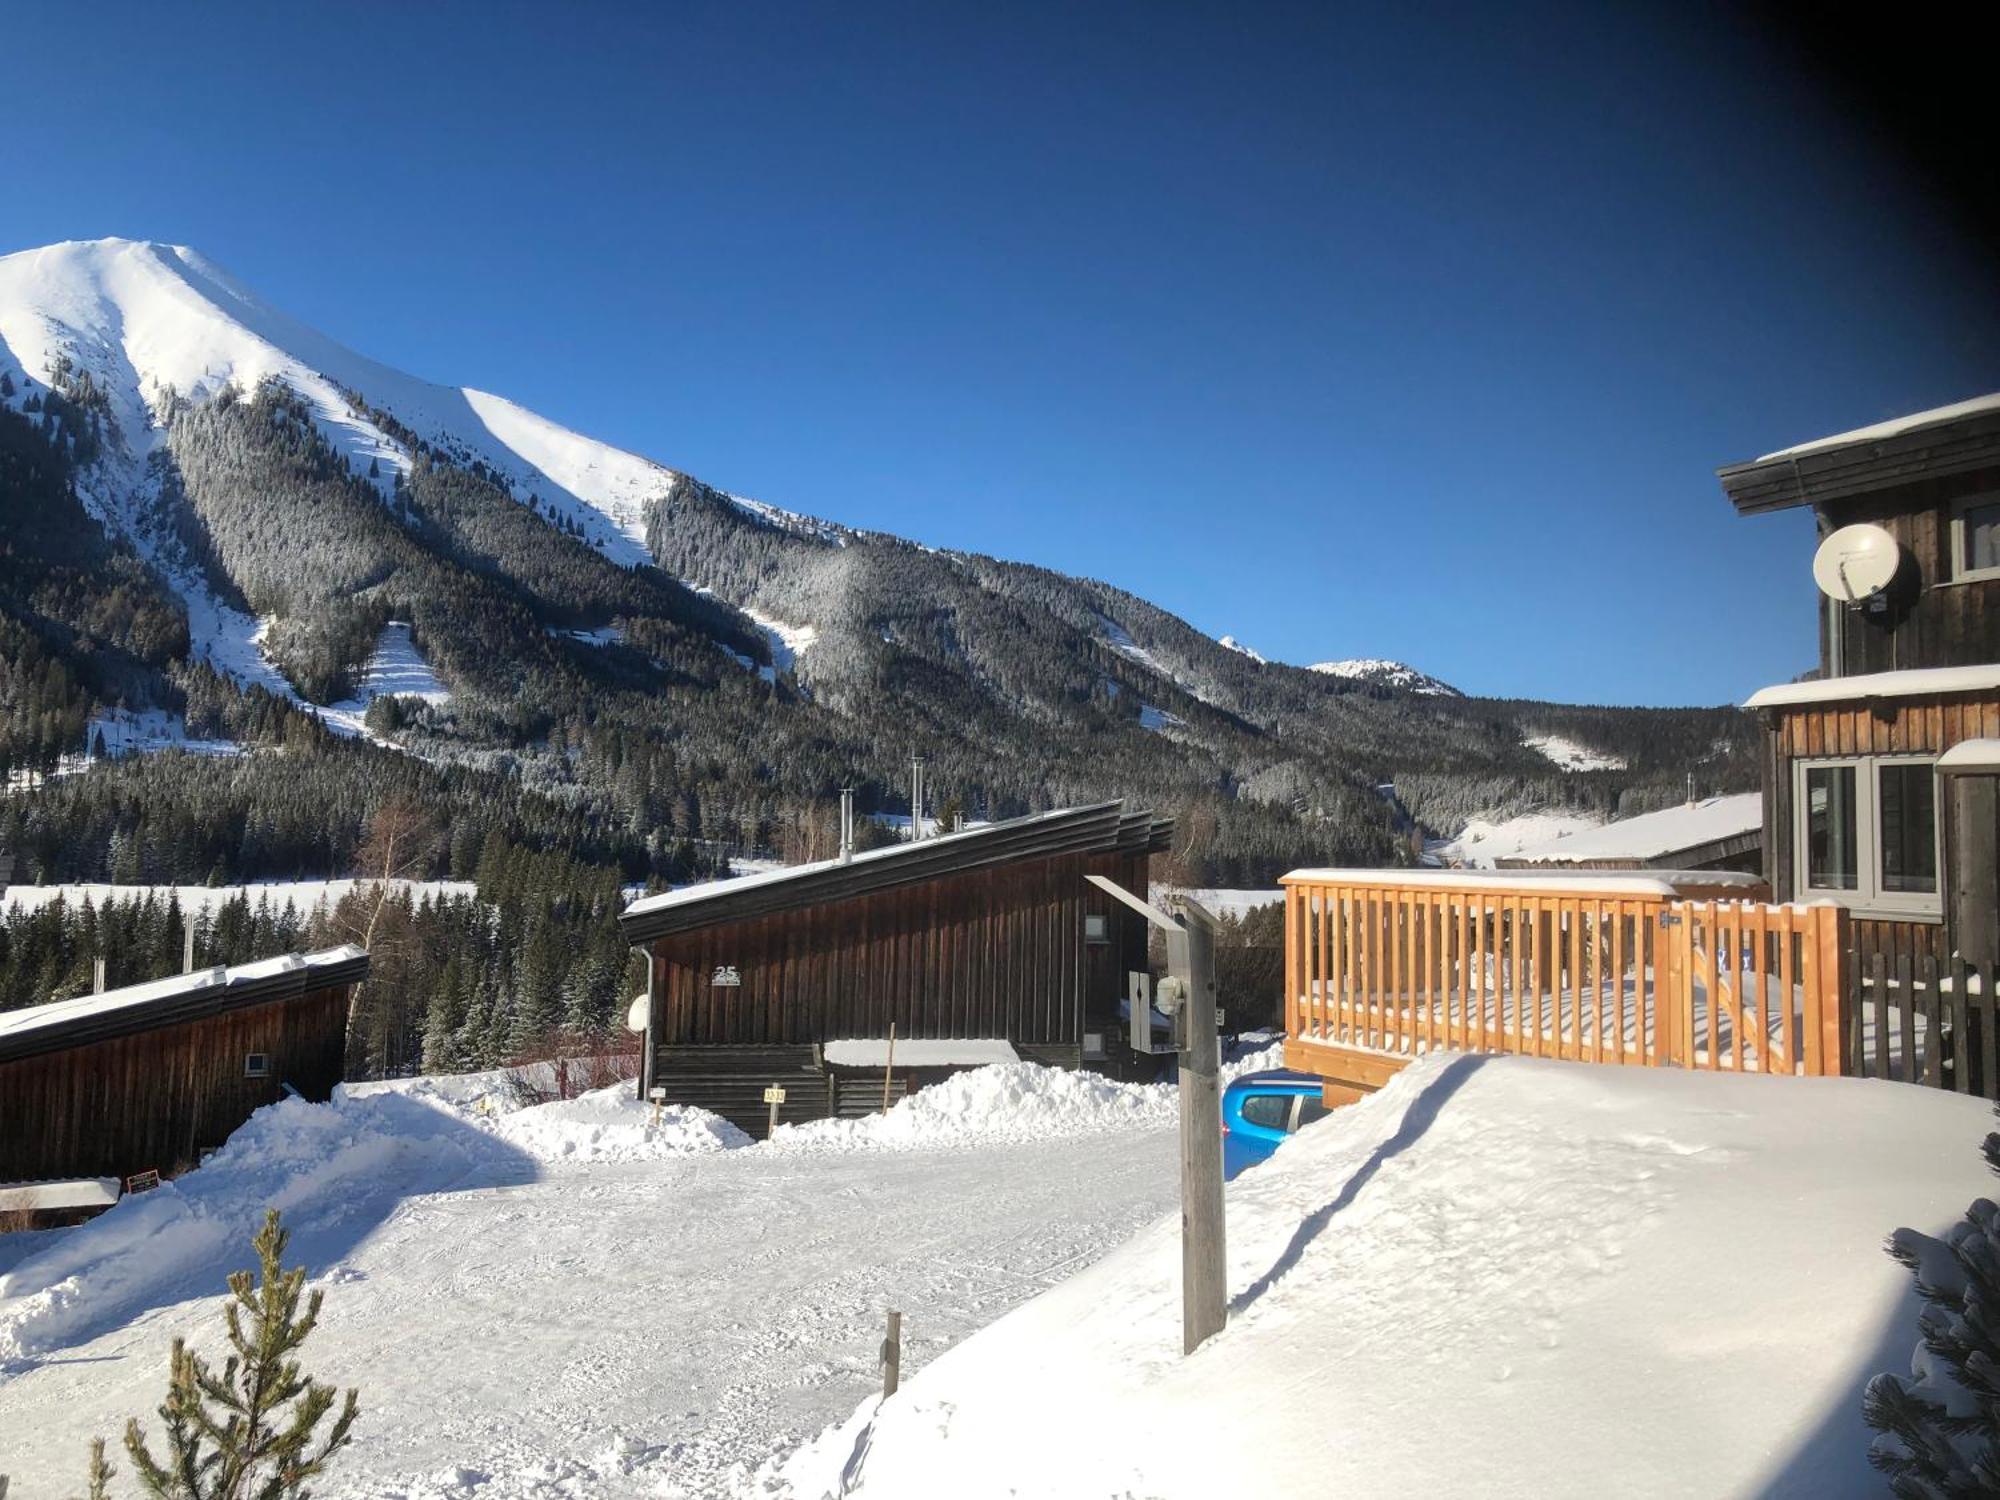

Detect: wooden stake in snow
881,1023,897,1114
882,1309,902,1397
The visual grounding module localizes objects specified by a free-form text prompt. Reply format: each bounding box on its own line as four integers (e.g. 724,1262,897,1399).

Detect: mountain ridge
0,237,1760,888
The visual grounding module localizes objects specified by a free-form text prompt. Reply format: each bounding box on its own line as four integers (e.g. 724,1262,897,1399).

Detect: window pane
1805,765,1858,890
1879,763,1937,894
1964,499,2000,573
1239,1094,1292,1130
1294,1097,1331,1130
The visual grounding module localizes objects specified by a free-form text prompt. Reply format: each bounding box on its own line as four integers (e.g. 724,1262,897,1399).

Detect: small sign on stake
762,1085,788,1104
763,1083,788,1138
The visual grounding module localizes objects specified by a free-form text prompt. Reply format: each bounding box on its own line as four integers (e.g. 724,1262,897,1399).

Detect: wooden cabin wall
0,985,351,1184
1762,694,2000,901
649,850,1152,1048
1818,468,2000,676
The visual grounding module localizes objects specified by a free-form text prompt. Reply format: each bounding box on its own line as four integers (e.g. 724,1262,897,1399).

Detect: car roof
1225,1068,1325,1090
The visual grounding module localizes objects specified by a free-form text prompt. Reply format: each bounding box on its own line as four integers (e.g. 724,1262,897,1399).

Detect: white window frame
1949,491,2000,584
1793,754,1942,919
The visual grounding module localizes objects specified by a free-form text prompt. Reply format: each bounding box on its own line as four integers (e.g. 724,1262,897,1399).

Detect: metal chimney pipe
839,786,854,864
910,755,926,842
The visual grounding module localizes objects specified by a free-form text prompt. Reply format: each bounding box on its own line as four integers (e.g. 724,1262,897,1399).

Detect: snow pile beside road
774,1045,1285,1153
772,1055,1994,1499
491,1085,749,1162
0,1091,522,1365
349,1073,749,1163
775,1064,1179,1151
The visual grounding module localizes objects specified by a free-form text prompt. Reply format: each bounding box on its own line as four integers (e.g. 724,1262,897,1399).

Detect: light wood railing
1282,871,1850,1083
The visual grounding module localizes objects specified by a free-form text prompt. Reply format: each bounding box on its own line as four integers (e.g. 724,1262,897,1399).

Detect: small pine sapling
83,1208,359,1499
1863,1117,2000,1497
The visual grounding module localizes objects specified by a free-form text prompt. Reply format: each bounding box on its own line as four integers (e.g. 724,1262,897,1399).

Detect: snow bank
772,1056,1995,1499
0,1090,525,1365
774,1045,1284,1153
350,1073,750,1163
490,1086,749,1162
1431,809,1603,867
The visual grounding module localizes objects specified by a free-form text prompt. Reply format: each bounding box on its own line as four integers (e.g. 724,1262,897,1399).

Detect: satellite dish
1812,524,1901,604
625,993,649,1034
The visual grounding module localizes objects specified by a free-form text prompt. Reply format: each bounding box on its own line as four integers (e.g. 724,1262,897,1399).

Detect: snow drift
771,1055,1996,1499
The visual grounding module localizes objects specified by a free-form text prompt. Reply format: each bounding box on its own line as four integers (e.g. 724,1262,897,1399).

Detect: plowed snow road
0,1131,1177,1498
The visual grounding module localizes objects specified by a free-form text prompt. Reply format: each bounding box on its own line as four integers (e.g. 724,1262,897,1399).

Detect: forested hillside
0,238,1762,1067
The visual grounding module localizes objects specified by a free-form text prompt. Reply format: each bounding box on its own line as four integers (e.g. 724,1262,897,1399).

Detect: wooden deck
1281,869,1851,1101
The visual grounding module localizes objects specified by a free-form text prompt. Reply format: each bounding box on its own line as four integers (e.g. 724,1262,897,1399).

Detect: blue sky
3,2,1994,705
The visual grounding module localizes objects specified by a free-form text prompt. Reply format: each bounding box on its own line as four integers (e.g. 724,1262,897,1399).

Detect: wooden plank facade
1722,396,2000,1096
620,803,1170,1125
0,947,366,1188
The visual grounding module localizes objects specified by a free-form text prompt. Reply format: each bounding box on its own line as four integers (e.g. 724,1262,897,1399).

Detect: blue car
1222,1069,1333,1179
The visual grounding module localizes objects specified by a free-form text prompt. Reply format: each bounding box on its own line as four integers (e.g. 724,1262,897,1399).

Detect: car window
1294,1096,1330,1130
1238,1093,1292,1130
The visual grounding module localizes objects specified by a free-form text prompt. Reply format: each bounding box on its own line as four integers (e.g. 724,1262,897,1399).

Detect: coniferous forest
0,366,1766,1077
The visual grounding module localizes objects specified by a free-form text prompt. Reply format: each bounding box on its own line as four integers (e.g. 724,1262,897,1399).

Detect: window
1083,913,1109,943
244,1052,270,1078
1793,756,1940,916
1294,1096,1331,1130
1952,493,2000,582
1238,1094,1293,1131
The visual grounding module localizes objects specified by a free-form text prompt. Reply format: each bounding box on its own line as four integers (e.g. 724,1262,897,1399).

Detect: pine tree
89,1208,360,1499
1863,1117,2000,1496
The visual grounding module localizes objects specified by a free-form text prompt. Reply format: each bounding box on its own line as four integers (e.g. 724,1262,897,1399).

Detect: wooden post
768,1089,781,1139
881,1022,897,1113
1168,903,1226,1356
93,956,106,994
183,918,197,975
882,1308,902,1397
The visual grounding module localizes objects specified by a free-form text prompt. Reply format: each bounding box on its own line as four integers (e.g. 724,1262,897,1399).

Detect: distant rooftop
0,945,368,1063
1500,793,1761,867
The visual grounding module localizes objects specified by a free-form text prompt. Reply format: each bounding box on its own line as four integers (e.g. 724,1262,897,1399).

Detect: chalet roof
620,802,1172,943
1717,392,2000,515
1744,664,2000,710
1500,792,1762,867
0,945,369,1065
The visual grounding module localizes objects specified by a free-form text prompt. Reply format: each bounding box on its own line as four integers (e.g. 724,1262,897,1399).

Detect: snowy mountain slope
0,239,666,568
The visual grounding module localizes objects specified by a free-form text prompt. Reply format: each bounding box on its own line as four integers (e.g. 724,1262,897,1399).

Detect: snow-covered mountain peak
1306,658,1461,696
0,237,676,569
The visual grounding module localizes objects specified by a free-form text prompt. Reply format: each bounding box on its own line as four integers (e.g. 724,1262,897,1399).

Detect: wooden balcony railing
1282,869,1851,1086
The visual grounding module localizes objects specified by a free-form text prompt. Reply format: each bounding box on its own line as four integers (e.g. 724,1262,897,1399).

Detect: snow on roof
1744,664,2000,709
0,944,366,1043
1505,793,1761,865
1756,391,2000,462
823,1039,1019,1069
1938,738,2000,773
0,1178,120,1212
1280,867,1767,897
623,807,1104,919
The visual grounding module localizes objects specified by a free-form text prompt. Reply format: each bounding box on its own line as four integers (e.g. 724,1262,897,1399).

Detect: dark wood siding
0,984,350,1184
650,850,1151,1048
1817,467,2000,677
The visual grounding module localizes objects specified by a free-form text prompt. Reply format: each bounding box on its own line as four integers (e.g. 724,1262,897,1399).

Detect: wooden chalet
1719,393,2000,975
618,801,1171,1131
0,946,368,1209
1276,393,2000,1109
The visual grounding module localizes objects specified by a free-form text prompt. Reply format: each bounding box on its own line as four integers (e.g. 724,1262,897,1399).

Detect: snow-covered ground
770,1056,1995,1499
1429,810,1604,867
0,1059,1225,1498
1523,732,1627,772
741,608,818,673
